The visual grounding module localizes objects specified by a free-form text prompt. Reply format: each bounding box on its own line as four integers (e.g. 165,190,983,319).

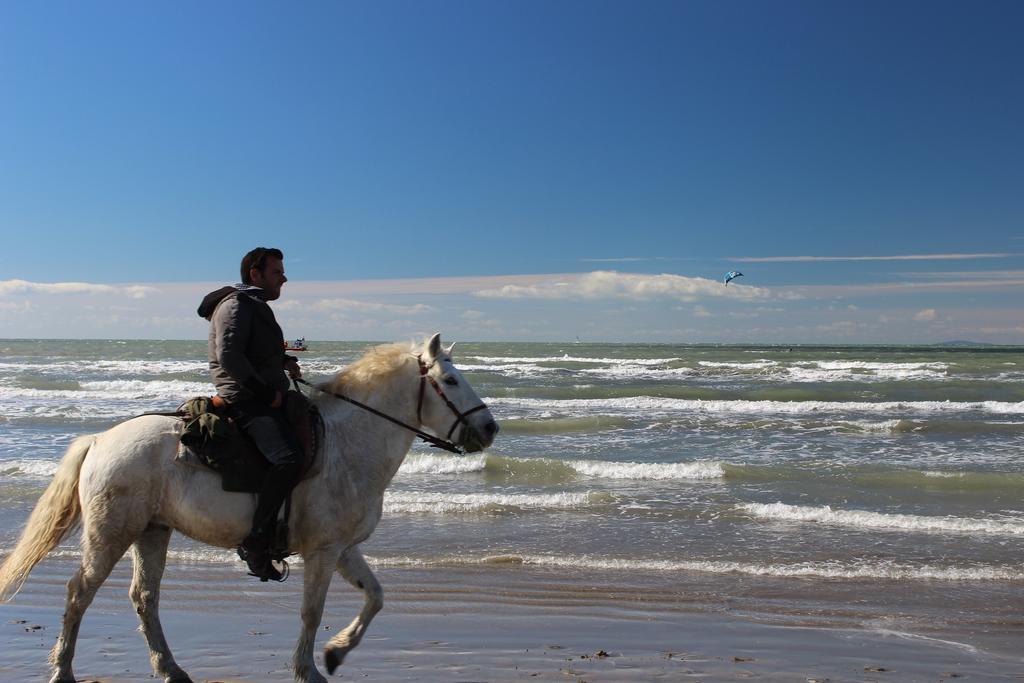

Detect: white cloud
0,279,158,298
785,277,1024,298
913,308,938,322
902,270,1024,280
734,253,1018,263
308,298,433,315
472,271,781,302
122,285,158,299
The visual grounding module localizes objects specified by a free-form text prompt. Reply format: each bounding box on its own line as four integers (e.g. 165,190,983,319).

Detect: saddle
175,391,322,493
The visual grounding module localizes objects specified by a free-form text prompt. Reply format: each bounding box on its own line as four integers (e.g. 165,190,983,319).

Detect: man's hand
285,358,302,379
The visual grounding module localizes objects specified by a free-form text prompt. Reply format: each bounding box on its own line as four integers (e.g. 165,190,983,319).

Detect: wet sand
2,558,1023,682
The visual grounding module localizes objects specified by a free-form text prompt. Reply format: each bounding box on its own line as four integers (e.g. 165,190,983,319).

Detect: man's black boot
237,529,283,582
238,462,299,582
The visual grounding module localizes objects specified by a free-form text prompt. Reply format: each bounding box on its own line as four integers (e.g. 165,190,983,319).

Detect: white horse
0,333,498,683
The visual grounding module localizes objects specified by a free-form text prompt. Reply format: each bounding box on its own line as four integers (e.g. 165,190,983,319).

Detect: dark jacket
198,284,291,406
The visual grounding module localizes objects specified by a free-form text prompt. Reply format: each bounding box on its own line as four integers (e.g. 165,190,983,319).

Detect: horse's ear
445,342,456,357
426,333,442,359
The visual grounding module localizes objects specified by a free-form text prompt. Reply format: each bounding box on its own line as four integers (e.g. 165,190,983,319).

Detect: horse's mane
322,341,416,395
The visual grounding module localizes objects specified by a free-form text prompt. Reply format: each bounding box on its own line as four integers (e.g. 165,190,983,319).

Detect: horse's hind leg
49,494,145,683
323,547,383,675
130,524,192,683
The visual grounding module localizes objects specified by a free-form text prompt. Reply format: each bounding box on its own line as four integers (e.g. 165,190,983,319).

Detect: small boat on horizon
284,337,307,352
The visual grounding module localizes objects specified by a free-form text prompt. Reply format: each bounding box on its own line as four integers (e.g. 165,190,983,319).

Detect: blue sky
1,1,1022,343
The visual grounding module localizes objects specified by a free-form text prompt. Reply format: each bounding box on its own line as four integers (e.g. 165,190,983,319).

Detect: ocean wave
741,502,1024,536
808,361,949,372
460,356,959,383
396,452,727,482
382,491,602,514
24,547,1020,582
497,415,634,435
698,360,777,369
466,355,681,366
461,361,695,380
398,453,488,475
786,366,948,382
0,458,60,479
365,553,1024,581
566,459,724,480
487,396,1024,417
0,379,212,401
0,359,208,376
0,380,213,420
576,366,696,380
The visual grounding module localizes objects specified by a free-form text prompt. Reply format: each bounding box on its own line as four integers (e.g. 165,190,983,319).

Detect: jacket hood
197,284,270,320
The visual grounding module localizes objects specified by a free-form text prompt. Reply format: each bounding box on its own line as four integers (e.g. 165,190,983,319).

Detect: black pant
231,403,302,540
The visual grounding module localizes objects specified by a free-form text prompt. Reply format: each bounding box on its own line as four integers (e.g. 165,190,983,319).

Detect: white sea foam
365,553,1024,581
566,459,724,480
487,396,1024,418
576,366,696,380
460,360,695,380
458,362,566,378
166,547,243,565
79,379,214,397
698,360,777,369
398,453,488,475
787,360,950,382
838,419,906,433
383,491,597,514
0,359,207,375
741,502,1024,536
0,458,60,478
0,379,212,401
17,546,1016,582
466,355,681,366
812,361,949,372
0,379,213,419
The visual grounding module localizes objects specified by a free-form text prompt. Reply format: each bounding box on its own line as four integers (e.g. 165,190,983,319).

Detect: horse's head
416,333,498,453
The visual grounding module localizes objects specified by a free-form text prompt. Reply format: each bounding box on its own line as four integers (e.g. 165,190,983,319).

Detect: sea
2,339,1023,659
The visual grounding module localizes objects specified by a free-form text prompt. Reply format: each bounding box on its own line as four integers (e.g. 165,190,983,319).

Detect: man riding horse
197,246,302,581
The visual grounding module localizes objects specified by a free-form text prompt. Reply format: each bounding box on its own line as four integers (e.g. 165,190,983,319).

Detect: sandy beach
2,556,1022,682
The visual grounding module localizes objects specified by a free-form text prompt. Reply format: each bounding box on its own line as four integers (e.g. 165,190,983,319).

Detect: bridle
295,353,489,455
416,354,490,441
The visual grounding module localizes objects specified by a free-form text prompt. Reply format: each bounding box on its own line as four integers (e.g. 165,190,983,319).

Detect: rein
294,358,483,456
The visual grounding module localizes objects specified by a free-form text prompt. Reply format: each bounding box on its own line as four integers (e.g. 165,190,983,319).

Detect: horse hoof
166,675,194,683
324,648,345,675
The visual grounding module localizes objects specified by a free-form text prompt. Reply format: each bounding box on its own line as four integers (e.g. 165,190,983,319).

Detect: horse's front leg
323,546,383,675
292,547,339,683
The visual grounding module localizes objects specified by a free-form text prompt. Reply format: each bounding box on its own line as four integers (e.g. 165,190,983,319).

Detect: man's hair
240,247,284,284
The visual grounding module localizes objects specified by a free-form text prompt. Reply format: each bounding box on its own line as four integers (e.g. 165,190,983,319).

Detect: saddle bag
177,397,253,486
176,393,322,493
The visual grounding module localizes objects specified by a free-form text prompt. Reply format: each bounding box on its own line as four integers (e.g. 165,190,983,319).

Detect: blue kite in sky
723,271,744,285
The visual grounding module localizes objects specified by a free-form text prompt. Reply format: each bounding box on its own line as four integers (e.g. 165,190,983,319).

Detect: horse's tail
0,434,94,602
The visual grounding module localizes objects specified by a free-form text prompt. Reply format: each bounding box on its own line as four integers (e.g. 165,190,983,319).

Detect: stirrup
247,559,288,583
268,558,289,582
238,545,288,582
